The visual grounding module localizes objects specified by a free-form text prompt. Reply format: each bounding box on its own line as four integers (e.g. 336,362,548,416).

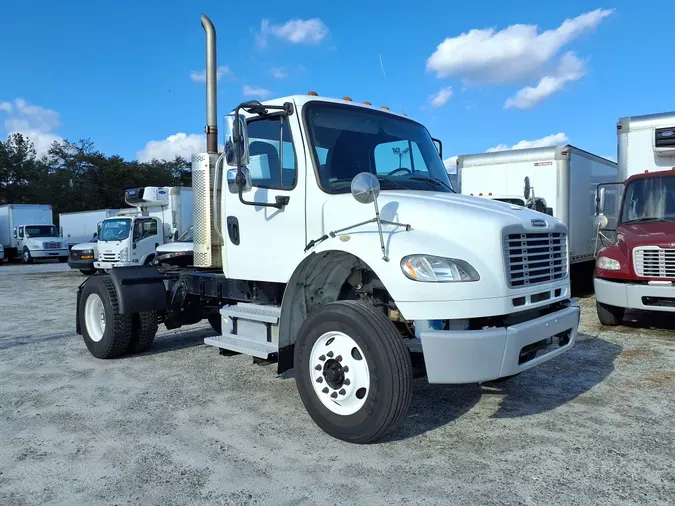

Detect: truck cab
14,224,69,263
74,14,581,445
594,170,675,323
93,187,192,270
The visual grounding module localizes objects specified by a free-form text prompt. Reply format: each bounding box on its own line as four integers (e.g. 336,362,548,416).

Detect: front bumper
94,260,133,269
420,300,580,383
595,278,675,313
68,258,95,270
30,249,69,259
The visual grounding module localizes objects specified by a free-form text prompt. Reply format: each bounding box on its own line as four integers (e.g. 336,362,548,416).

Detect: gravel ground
0,265,673,505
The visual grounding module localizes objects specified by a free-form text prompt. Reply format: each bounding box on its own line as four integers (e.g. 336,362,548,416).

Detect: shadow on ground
0,332,73,351
622,310,675,333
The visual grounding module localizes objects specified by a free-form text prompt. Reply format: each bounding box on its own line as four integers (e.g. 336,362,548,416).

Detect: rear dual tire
79,275,157,358
294,301,413,444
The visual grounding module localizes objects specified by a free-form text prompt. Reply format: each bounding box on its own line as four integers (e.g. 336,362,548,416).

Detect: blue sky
1,1,673,171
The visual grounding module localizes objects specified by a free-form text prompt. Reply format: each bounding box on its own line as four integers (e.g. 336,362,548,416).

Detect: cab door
222,109,306,283
15,226,25,250
131,217,161,265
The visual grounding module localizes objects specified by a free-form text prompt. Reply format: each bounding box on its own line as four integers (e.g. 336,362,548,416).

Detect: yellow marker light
308,90,318,96
401,259,419,280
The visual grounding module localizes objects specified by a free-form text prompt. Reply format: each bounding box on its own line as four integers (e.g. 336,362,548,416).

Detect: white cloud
429,87,453,108
189,65,232,83
243,85,272,99
0,98,63,156
270,67,288,79
486,132,569,152
444,156,458,173
256,18,329,47
426,8,613,84
136,133,205,162
505,52,586,109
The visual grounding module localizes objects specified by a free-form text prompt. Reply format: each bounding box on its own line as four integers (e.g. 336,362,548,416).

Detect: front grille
633,247,675,278
44,242,61,249
504,231,568,288
101,253,119,262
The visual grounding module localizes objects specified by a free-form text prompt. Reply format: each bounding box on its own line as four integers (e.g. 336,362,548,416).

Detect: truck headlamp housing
119,248,128,262
596,256,621,271
401,255,480,282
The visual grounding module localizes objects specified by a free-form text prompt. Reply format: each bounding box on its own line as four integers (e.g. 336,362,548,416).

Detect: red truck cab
594,170,675,325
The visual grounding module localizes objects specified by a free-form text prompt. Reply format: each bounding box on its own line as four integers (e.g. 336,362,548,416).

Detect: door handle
226,216,240,245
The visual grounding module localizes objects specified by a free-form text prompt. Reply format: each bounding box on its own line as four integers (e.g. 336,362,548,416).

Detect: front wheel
22,248,33,264
79,275,133,358
294,301,413,444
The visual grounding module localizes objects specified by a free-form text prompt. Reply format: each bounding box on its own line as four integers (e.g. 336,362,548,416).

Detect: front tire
294,301,413,444
22,248,33,264
79,275,133,358
596,301,625,326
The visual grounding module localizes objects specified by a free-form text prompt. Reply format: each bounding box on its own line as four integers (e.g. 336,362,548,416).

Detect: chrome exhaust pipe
201,13,218,154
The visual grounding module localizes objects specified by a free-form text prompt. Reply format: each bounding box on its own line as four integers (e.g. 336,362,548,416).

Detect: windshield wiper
375,175,410,191
408,176,455,192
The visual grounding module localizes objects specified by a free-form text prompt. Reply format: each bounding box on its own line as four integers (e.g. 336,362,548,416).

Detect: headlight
401,255,480,282
119,248,128,261
81,249,94,255
596,256,621,271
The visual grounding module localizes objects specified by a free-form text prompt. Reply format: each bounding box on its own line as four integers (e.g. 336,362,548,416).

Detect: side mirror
13,228,17,239
227,168,252,193
594,214,608,230
545,207,554,216
224,113,250,168
596,187,606,215
351,172,381,204
432,138,443,158
524,176,531,201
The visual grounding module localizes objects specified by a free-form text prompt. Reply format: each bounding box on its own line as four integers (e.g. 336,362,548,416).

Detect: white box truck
457,145,619,267
73,14,581,445
593,111,675,325
59,208,121,246
0,204,69,263
93,186,192,269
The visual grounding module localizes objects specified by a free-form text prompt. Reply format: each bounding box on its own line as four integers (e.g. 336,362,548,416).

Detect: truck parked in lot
458,145,619,268
59,208,121,246
75,14,581,444
0,204,69,263
594,111,675,324
93,187,192,270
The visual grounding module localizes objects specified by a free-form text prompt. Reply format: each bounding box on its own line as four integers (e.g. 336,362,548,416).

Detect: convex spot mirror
351,172,380,204
227,168,252,194
594,214,609,230
224,113,250,168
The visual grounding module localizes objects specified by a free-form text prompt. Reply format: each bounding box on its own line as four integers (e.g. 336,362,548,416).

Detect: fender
277,250,373,373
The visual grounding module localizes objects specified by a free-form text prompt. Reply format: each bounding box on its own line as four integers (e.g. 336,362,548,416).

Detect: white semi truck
593,111,675,324
0,204,69,263
457,145,619,267
75,14,581,444
93,187,192,270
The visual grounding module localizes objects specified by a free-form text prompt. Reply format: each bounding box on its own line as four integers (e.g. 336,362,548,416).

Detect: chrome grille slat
504,230,568,288
634,247,675,278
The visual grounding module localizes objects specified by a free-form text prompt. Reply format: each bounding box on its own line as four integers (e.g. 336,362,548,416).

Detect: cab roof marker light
308,91,318,96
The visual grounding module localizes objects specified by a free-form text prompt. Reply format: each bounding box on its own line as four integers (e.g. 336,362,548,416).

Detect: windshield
99,218,132,241
25,225,58,238
621,175,675,223
304,102,453,194
177,226,193,242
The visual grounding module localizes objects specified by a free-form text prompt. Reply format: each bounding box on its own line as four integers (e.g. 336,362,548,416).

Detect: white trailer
59,208,121,246
94,186,193,269
457,145,619,266
618,111,675,179
0,204,69,263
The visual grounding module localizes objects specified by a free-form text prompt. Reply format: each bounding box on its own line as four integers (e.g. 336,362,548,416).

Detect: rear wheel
127,312,158,354
79,276,133,358
294,301,413,444
596,301,625,326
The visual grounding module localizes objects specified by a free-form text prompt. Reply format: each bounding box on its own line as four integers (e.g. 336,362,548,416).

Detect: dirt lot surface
1,264,673,505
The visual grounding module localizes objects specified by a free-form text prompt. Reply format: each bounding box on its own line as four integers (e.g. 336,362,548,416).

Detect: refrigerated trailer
458,145,619,266
74,14,580,445
59,208,121,246
0,204,69,263
618,110,675,179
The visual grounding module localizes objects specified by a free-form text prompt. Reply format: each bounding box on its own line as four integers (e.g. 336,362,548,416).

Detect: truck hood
71,242,97,251
618,222,675,249
321,190,561,235
156,242,193,254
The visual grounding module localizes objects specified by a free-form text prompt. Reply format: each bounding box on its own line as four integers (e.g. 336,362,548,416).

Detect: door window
246,117,297,189
133,219,158,242
18,227,24,238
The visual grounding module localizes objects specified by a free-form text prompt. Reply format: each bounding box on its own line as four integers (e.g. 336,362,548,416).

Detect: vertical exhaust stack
192,13,222,269
201,13,218,154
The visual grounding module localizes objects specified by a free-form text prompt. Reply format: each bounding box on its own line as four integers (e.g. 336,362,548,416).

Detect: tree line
0,133,191,224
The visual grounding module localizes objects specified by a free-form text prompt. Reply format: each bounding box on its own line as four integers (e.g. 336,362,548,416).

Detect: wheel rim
84,293,106,342
309,331,370,416
23,251,28,261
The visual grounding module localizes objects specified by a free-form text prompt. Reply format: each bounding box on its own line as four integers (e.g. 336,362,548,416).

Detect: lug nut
327,351,334,358
343,366,349,373
339,389,346,396
330,392,338,398
319,355,326,361
316,377,323,383
344,379,350,386
314,364,322,371
336,355,342,362
322,387,329,394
